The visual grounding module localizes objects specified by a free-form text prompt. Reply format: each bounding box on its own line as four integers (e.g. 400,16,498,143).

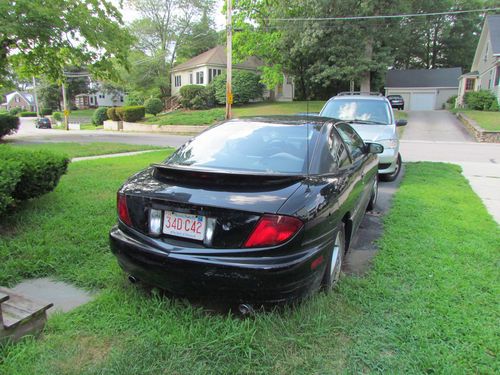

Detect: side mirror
367,143,384,154
396,119,407,127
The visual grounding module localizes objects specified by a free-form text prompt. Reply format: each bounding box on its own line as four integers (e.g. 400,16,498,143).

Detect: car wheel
380,153,402,182
366,177,378,211
322,223,345,291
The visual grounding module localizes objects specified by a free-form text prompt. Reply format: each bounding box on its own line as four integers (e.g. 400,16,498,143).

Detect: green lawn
143,108,225,126
232,101,325,117
455,110,500,131
68,109,95,118
9,142,165,158
0,157,498,374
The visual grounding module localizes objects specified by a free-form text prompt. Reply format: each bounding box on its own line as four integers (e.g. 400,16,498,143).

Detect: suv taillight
117,193,132,226
243,214,303,248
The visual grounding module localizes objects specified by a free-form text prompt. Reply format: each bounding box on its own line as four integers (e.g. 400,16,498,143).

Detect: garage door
410,92,436,111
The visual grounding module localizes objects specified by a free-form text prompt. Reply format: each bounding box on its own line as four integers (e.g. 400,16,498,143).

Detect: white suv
319,92,407,181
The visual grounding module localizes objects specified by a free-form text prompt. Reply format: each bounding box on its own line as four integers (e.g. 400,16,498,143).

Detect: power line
265,8,500,22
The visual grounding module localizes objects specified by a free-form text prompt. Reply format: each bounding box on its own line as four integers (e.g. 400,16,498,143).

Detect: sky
112,0,226,30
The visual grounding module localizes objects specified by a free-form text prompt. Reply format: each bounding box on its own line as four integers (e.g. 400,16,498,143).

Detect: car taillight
117,193,132,226
243,214,303,248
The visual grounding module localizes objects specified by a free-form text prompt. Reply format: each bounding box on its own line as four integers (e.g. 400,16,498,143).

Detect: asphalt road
6,118,191,148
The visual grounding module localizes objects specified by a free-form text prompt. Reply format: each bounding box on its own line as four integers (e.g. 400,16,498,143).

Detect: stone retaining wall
122,122,209,134
457,113,500,143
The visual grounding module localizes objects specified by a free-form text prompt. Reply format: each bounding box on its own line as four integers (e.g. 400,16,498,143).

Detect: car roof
229,115,337,127
330,95,388,101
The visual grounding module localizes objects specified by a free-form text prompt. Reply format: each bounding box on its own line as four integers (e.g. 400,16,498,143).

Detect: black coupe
110,116,383,306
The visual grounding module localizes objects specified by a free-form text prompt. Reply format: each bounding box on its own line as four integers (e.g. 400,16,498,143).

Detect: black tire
366,177,378,211
380,153,402,182
322,223,346,291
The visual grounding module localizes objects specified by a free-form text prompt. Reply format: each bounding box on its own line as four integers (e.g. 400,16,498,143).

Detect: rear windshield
166,122,317,174
387,95,402,99
321,99,391,125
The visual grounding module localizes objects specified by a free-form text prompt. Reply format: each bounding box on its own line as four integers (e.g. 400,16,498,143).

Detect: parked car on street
319,92,407,181
35,117,52,129
110,116,383,307
387,94,405,110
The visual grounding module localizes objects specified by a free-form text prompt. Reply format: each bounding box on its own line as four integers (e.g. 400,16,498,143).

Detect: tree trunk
360,37,373,92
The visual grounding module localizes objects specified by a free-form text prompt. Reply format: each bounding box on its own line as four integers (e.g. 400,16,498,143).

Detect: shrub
0,114,20,139
144,98,164,116
52,112,63,122
115,106,145,122
9,107,22,116
179,85,215,109
489,100,499,112
125,91,145,106
0,160,22,216
19,111,37,117
40,108,53,116
446,95,457,104
92,107,108,125
213,71,264,105
107,107,120,121
0,146,69,201
464,90,497,110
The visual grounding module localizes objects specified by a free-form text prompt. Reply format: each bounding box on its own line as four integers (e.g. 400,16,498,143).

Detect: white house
457,15,500,106
75,90,125,109
385,67,461,111
171,46,295,101
0,91,36,111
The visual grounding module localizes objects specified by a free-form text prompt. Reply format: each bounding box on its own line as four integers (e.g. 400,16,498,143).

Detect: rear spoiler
152,164,305,187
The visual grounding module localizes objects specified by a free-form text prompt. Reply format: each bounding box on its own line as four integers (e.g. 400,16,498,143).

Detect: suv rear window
321,99,392,125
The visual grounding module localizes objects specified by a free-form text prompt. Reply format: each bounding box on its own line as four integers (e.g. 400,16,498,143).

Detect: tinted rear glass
321,99,391,124
387,95,402,99
166,122,317,174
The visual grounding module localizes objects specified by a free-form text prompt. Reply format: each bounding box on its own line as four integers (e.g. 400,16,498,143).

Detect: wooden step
0,287,53,342
0,291,9,304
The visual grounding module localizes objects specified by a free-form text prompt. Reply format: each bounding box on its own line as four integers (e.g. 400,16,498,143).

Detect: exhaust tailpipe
128,275,138,284
238,303,254,316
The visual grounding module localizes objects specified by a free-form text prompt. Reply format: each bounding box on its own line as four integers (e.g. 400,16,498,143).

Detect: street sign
227,92,233,105
63,109,70,117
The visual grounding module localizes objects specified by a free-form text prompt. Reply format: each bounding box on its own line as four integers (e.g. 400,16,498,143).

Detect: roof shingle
385,67,462,88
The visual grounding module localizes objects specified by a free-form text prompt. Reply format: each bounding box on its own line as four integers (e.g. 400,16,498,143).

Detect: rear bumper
109,226,328,304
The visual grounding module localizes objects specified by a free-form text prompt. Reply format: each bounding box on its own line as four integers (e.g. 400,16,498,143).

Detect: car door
334,123,371,231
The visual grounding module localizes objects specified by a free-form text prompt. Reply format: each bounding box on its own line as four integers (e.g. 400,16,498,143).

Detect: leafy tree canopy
0,0,133,84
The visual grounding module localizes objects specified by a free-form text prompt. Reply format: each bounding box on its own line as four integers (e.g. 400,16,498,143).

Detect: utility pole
32,76,40,118
61,82,69,131
225,0,232,120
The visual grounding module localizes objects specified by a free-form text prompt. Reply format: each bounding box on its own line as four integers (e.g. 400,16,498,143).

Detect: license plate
163,211,206,241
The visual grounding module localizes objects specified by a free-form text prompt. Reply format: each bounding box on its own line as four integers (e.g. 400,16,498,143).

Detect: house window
120,96,124,102
208,69,222,83
189,73,193,84
90,97,93,104
286,75,292,85
15,96,20,103
484,43,488,62
174,75,181,87
465,78,475,91
196,71,204,84
495,66,500,87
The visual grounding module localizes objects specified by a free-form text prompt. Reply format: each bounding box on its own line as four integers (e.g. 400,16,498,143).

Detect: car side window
329,129,351,169
335,123,365,160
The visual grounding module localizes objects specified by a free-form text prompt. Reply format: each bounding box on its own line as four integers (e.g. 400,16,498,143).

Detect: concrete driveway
401,110,500,223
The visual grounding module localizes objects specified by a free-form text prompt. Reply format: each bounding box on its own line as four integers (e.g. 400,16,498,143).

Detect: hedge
213,71,264,105
115,106,145,122
144,98,163,115
106,107,120,121
0,146,69,202
179,85,215,109
92,107,108,125
52,112,63,122
41,108,53,116
19,111,37,117
464,90,497,111
0,114,20,139
9,108,22,116
0,160,22,216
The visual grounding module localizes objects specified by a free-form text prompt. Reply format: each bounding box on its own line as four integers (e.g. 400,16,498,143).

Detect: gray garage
385,68,461,111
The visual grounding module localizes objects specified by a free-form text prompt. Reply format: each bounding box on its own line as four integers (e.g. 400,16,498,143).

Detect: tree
0,0,133,84
127,0,216,97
